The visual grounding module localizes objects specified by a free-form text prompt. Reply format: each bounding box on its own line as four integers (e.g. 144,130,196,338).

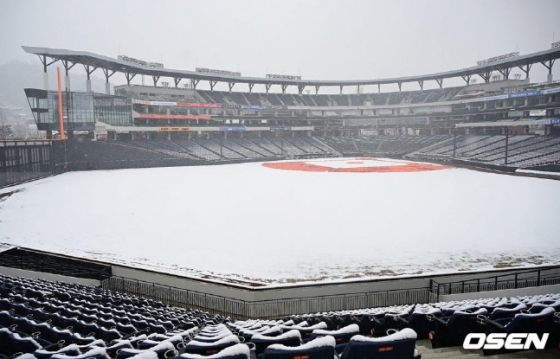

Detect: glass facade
24,89,132,131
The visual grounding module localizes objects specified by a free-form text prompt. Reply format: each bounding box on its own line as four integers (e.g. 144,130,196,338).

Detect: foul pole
57,67,68,170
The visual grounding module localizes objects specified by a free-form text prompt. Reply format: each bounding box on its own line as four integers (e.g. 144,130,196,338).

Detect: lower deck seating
1,274,559,359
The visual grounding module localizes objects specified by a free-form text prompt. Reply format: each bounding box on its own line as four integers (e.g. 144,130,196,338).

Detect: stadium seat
179,344,250,359
427,308,488,348
184,335,240,355
339,328,420,359
305,323,359,345
259,335,335,359
116,341,177,359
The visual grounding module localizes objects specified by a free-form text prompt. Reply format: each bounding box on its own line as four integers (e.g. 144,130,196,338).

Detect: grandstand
1,272,559,358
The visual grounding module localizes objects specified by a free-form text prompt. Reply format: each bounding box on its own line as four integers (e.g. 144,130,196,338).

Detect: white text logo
463,333,549,350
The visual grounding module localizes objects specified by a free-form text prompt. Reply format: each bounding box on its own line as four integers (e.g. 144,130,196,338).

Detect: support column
83,65,97,93
43,72,49,91
38,55,57,91
102,68,116,95
540,59,555,83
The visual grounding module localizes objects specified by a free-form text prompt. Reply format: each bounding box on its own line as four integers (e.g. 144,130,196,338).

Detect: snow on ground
1,158,559,287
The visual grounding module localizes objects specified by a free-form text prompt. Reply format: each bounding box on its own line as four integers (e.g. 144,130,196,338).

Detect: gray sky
1,0,560,93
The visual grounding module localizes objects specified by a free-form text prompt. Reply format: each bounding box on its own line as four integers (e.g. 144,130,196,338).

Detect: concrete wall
0,266,100,287
111,262,560,302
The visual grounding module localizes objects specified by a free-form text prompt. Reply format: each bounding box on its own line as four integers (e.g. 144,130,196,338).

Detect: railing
101,275,435,320
430,266,560,300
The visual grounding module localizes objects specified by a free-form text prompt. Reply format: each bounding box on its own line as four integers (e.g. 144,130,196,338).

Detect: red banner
139,114,212,120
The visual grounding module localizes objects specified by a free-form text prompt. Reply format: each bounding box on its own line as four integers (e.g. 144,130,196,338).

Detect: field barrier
100,265,560,320
0,140,54,188
100,275,435,320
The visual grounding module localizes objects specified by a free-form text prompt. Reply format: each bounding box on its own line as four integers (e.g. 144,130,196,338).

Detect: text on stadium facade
117,55,164,68
195,68,241,77
477,52,519,66
266,74,302,80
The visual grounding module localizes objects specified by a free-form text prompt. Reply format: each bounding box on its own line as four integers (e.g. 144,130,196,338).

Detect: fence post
514,273,518,289
477,279,480,292
537,268,541,286
495,275,498,290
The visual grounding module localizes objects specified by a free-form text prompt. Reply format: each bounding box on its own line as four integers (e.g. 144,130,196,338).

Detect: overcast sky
1,0,559,93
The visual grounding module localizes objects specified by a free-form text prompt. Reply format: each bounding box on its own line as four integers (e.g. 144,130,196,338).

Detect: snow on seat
250,330,302,355
184,335,240,356
307,323,359,344
340,328,418,359
261,336,335,359
122,352,158,359
289,322,328,339
116,341,176,359
179,344,250,359
194,330,234,342
240,326,282,341
52,347,112,359
33,344,82,359
488,303,527,320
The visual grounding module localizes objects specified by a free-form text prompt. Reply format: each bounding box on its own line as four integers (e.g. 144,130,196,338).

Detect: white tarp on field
0,158,559,286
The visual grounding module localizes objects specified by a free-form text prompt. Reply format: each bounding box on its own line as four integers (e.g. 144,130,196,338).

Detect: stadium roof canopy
23,46,560,94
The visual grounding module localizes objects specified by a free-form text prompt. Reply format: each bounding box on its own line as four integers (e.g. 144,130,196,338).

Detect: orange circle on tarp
262,158,451,173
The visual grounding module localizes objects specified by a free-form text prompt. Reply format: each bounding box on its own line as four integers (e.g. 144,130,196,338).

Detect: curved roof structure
23,46,560,91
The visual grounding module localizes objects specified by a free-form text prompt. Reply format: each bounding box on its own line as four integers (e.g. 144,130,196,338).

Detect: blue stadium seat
260,336,335,359
249,330,301,355
427,308,488,348
339,328,419,359
179,344,250,359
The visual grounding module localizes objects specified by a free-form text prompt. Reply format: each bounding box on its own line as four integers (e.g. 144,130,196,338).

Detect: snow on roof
187,335,240,347
313,324,359,336
179,344,250,359
251,329,301,341
267,336,335,351
350,328,417,342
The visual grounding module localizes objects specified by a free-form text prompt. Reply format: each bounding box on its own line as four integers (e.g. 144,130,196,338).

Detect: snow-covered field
1,158,559,287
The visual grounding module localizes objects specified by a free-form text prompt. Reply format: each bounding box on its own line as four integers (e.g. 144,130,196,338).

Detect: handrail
430,266,560,298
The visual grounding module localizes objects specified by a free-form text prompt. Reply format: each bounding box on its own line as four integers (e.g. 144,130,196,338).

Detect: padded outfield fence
100,275,436,320
0,140,54,188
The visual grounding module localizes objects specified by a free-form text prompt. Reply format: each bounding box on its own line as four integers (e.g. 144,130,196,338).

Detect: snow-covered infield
0,158,559,287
